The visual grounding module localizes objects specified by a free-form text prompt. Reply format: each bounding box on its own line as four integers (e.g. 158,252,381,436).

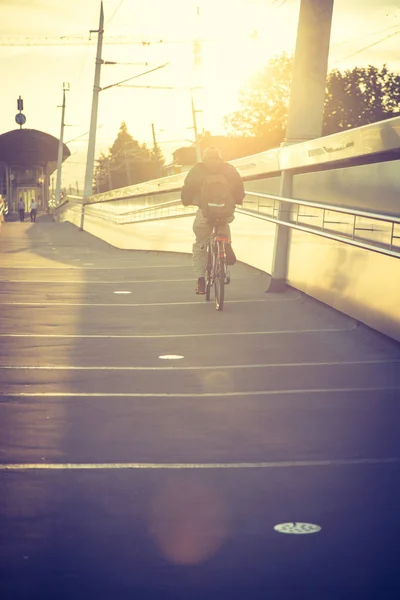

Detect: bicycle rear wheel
214,242,225,311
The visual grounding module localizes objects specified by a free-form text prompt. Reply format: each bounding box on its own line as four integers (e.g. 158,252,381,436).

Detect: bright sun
175,0,299,132
99,0,299,136
58,0,300,181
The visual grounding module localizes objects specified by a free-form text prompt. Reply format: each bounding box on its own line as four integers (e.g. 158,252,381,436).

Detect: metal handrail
244,190,400,253
118,198,181,217
83,198,183,217
82,198,194,225
63,189,399,258
245,191,400,224
85,190,400,225
236,207,400,259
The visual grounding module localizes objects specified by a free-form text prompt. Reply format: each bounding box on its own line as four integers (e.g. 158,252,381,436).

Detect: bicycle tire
214,241,225,311
205,240,212,301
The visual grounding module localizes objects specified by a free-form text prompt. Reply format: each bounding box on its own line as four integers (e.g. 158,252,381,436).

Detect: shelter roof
0,128,70,166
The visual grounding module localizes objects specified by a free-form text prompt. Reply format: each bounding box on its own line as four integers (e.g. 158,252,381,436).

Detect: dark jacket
181,160,245,207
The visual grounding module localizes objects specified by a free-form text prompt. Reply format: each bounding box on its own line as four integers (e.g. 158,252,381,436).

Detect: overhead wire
105,0,126,26
335,28,400,63
334,21,400,49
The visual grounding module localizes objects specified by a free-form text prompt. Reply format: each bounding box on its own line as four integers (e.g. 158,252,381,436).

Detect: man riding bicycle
180,147,245,294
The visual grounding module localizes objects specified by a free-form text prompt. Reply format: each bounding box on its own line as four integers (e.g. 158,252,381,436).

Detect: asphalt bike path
1,219,399,600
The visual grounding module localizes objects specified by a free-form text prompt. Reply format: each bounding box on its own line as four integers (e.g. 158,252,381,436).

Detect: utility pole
55,82,69,205
151,122,162,178
191,5,203,161
123,147,131,185
191,89,201,162
107,160,112,190
83,1,104,199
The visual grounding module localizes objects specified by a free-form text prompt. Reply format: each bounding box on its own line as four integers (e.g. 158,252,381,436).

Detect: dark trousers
30,209,37,222
19,209,24,222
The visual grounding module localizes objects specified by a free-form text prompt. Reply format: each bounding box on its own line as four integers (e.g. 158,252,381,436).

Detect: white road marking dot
274,522,321,535
113,291,132,295
159,354,184,360
83,263,94,266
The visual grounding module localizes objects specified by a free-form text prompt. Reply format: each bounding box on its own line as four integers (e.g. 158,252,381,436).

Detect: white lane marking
0,279,194,284
274,523,321,535
0,264,192,270
1,359,399,371
0,457,399,470
5,386,400,397
0,299,287,307
159,355,184,360
0,327,356,339
113,291,132,295
0,277,282,285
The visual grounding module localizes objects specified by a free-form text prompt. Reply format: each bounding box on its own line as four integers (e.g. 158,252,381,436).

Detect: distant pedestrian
18,197,25,222
30,199,37,222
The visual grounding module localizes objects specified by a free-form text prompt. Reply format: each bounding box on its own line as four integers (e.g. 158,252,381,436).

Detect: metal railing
82,198,195,224
60,190,400,259
242,191,400,258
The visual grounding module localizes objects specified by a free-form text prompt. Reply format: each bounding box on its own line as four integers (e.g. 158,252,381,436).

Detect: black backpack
199,172,235,221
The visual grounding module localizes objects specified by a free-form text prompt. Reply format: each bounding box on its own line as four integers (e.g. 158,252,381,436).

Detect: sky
0,0,399,190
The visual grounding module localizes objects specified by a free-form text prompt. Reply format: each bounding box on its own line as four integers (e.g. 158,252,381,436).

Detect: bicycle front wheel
214,244,225,311
205,241,212,301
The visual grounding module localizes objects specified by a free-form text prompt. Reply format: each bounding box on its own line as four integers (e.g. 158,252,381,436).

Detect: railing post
266,170,293,292
80,201,86,231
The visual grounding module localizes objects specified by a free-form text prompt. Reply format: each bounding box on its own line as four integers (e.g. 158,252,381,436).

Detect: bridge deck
1,218,399,599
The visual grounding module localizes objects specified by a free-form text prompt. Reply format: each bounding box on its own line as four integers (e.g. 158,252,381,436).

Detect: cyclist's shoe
196,277,206,295
225,243,236,265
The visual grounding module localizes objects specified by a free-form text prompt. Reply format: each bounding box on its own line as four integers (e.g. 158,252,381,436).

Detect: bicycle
204,221,231,311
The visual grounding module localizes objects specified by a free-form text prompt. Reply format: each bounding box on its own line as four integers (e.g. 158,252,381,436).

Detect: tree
173,133,276,166
93,122,165,193
173,146,197,166
323,65,400,135
93,152,113,193
224,53,293,149
224,54,400,144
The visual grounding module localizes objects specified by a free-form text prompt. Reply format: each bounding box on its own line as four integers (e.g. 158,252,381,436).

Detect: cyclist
181,147,245,294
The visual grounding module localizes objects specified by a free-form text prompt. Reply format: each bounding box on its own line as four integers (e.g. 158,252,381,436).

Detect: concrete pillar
267,0,334,292
44,164,50,211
